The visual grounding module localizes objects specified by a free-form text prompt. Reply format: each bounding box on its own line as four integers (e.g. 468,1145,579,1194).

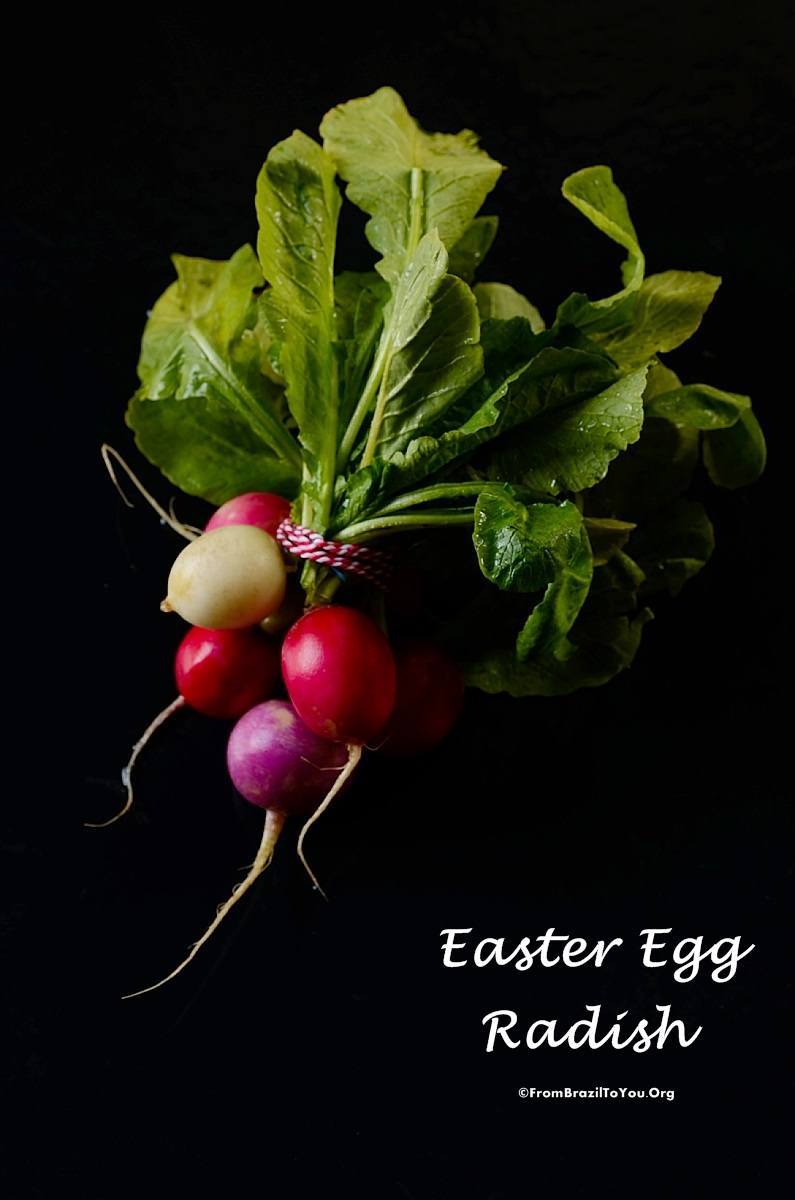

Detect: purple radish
227,699,349,812
124,701,357,997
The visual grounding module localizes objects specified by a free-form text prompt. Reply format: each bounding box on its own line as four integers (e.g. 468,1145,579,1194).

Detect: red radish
382,640,465,757
124,700,359,997
205,491,290,537
281,606,397,744
175,627,280,719
87,627,281,830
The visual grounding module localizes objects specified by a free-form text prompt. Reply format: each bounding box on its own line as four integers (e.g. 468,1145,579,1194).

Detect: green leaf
434,317,548,432
333,271,384,339
332,335,616,532
366,231,483,460
459,544,650,696
471,488,593,667
646,381,767,489
474,282,545,331
702,407,767,489
256,131,341,527
460,619,648,694
126,391,298,505
629,499,715,597
447,215,499,281
599,271,721,368
556,166,645,332
490,366,648,494
585,364,700,521
129,246,301,499
585,517,637,565
646,380,749,428
321,87,502,285
472,488,584,592
516,523,593,660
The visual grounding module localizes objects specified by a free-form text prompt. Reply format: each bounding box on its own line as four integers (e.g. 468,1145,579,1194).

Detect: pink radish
205,491,291,537
281,606,396,744
382,640,465,756
123,700,357,997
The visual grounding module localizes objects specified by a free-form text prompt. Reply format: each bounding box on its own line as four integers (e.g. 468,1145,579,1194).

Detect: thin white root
122,808,287,999
296,744,362,900
85,695,185,829
101,444,199,541
168,497,203,538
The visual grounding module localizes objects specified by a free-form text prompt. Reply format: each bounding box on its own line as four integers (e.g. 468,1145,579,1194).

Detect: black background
4,3,793,1196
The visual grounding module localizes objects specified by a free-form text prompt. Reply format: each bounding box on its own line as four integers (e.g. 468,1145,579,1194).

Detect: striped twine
276,518,393,589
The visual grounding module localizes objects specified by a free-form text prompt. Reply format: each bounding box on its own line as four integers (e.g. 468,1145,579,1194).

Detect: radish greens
126,85,766,696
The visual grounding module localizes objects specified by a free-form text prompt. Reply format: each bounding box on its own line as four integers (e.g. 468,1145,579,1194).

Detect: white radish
162,525,286,629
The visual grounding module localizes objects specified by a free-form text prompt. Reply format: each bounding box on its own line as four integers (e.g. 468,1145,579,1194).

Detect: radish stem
85,695,186,828
296,744,362,899
122,808,287,999
334,509,475,543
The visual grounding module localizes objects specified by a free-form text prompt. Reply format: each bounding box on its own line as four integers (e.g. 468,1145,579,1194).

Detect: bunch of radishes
111,488,464,995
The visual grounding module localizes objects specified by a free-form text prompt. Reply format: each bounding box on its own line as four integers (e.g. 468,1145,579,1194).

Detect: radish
123,700,357,997
175,626,280,719
281,606,396,894
205,491,291,537
227,699,349,812
87,625,282,830
382,640,465,756
162,524,286,629
281,606,397,744
204,492,297,633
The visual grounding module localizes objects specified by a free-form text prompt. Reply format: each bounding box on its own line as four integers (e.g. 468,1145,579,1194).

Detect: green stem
360,364,393,468
302,562,343,607
406,167,425,259
337,335,390,470
314,351,339,532
335,508,475,544
371,482,490,516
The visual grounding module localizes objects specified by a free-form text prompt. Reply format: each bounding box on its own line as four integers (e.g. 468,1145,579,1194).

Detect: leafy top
127,88,765,697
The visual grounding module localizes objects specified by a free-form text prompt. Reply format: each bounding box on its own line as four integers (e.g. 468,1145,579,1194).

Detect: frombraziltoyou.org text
439,927,755,1054
519,1086,675,1101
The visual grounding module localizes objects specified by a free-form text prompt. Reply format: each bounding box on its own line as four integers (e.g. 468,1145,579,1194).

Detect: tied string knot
276,518,393,589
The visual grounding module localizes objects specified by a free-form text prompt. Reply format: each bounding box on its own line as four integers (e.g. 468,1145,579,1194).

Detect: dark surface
4,4,793,1196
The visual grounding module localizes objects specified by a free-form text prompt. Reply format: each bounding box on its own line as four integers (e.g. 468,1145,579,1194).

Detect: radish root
85,695,185,829
122,808,287,999
101,444,200,541
297,744,362,900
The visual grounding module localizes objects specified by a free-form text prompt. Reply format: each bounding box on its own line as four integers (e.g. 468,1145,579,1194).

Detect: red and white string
276,518,393,588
